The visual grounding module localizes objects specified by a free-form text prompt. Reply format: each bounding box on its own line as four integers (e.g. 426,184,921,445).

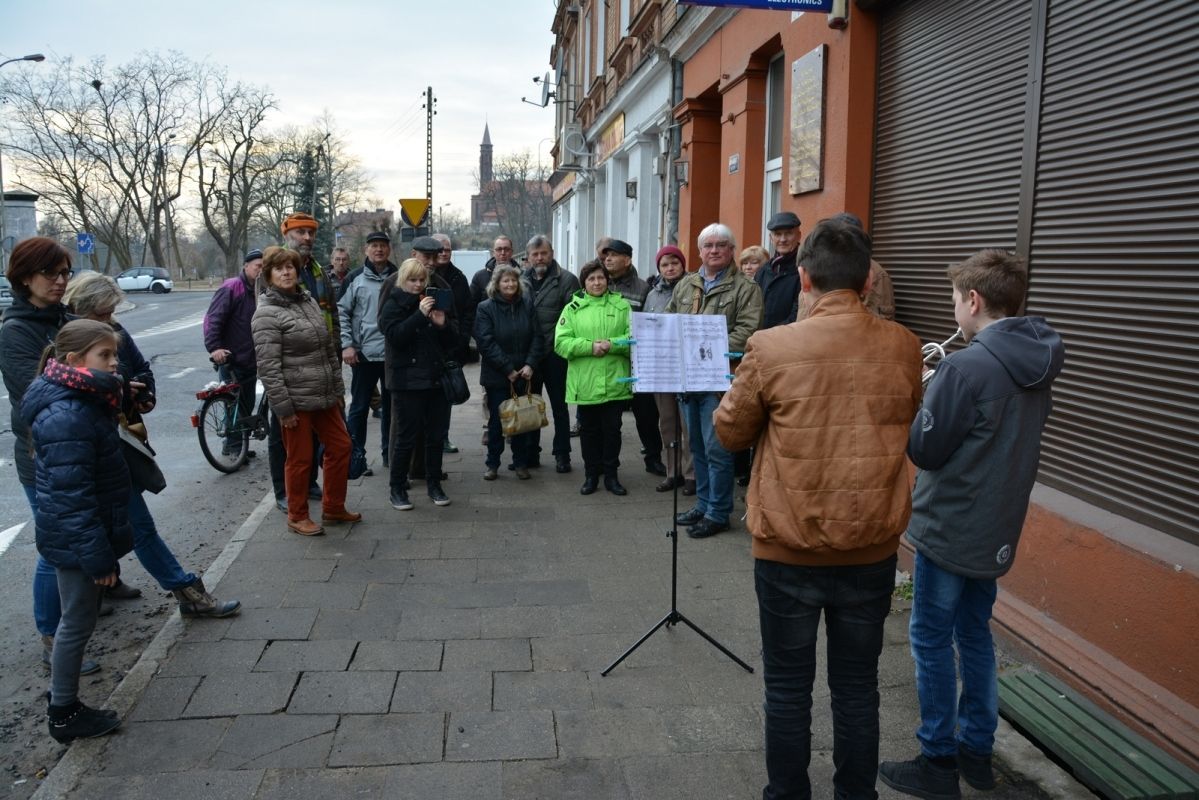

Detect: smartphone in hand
424,287,452,310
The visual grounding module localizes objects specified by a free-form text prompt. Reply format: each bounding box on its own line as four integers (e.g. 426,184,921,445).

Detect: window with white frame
596,4,606,78
762,53,785,245
584,12,592,86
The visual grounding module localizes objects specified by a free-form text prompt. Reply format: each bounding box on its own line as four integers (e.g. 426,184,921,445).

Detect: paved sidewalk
36,389,1090,799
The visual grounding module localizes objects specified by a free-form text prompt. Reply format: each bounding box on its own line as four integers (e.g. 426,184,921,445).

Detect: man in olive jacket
666,222,763,539
521,235,580,473
715,218,922,800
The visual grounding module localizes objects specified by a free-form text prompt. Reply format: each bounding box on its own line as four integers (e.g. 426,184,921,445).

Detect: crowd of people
4,207,1067,800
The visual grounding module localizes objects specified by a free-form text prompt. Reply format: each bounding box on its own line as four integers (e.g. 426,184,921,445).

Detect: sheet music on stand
629,312,731,393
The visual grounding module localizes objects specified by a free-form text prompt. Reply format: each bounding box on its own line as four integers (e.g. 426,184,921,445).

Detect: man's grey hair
331,246,348,255
432,233,452,249
697,223,736,252
63,271,124,317
527,235,553,252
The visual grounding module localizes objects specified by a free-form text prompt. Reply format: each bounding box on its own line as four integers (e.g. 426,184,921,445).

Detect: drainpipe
664,58,684,246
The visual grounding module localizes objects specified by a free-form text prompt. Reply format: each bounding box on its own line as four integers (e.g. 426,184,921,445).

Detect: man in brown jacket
715,217,922,800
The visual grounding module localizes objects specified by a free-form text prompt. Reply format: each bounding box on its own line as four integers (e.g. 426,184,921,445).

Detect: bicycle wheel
197,394,249,473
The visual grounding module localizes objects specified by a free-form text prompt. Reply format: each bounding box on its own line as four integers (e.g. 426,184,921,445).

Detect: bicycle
191,364,270,473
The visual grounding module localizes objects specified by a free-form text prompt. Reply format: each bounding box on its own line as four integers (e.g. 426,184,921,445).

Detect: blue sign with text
76,232,95,255
681,0,834,10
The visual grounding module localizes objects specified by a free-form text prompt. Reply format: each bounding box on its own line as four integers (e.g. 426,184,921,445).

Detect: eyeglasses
38,267,74,281
439,248,452,253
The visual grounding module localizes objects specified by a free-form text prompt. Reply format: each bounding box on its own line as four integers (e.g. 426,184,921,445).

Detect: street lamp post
0,53,46,271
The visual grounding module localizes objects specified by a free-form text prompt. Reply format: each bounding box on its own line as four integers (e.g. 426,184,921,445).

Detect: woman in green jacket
554,261,632,496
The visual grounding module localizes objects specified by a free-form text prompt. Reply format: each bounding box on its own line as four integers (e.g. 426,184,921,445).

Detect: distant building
333,208,395,257
470,125,551,241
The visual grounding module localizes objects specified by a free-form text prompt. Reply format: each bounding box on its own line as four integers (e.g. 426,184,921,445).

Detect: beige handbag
499,386,549,437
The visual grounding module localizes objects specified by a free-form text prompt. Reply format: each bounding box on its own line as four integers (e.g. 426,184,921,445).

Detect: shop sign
594,114,626,166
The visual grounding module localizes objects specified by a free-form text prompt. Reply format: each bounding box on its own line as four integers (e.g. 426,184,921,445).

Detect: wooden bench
999,667,1199,800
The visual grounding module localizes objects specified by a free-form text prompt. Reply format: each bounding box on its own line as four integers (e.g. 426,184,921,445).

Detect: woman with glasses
0,237,103,672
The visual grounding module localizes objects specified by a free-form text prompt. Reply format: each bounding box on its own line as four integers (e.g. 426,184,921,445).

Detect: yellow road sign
399,198,431,227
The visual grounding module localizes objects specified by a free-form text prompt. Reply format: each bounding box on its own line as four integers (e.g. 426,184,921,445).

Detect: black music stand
601,403,753,676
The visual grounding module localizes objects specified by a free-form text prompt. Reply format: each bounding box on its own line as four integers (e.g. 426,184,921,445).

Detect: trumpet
921,328,962,389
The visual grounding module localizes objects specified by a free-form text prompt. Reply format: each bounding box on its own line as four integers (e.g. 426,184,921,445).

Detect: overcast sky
2,0,558,222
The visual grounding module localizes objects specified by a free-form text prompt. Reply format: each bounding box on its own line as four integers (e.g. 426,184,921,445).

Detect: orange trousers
280,405,351,522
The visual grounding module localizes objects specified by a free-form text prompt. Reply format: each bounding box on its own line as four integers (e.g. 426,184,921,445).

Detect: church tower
479,123,493,184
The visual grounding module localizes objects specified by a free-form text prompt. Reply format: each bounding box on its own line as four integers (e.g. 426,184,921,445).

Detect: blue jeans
25,485,60,637
682,393,734,525
128,490,196,591
756,556,896,800
909,550,999,758
346,359,390,459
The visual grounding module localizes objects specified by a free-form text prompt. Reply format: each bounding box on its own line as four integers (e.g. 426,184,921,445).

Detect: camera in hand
424,287,452,310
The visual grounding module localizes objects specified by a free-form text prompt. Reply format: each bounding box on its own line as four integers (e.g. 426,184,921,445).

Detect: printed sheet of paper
630,313,731,393
630,313,684,393
679,314,731,392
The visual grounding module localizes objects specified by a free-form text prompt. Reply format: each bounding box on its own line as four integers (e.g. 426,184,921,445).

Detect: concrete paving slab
394,606,482,640
308,607,400,641
253,639,356,672
479,605,560,638
370,537,441,560
442,638,531,672
588,666,701,709
660,704,764,752
390,671,492,713
493,670,594,711
351,640,443,672
222,607,318,640
303,536,378,560
210,713,337,770
157,639,268,677
72,769,264,800
220,558,336,584
620,751,762,799
502,758,632,800
327,713,445,766
403,558,479,583
554,708,673,759
280,580,367,609
126,675,201,722
445,710,557,761
253,766,393,800
182,672,297,717
381,762,503,800
287,670,397,714
205,578,290,609
97,718,234,776
328,558,410,583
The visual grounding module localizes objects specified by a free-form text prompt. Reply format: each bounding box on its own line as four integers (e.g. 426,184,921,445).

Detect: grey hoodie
907,316,1065,579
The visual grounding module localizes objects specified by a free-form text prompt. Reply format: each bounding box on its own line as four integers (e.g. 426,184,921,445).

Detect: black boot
580,475,599,495
47,700,121,744
604,476,628,496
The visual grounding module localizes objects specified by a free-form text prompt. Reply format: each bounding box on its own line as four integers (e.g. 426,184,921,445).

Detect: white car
116,266,174,294
0,276,12,310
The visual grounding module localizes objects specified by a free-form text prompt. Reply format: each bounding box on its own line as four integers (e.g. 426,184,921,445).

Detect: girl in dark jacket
65,272,240,618
379,258,459,511
473,265,546,480
21,320,133,743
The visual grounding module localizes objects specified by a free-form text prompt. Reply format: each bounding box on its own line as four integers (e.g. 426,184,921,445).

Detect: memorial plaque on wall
789,44,826,194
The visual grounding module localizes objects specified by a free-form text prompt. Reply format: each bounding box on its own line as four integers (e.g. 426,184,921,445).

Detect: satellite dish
540,73,552,107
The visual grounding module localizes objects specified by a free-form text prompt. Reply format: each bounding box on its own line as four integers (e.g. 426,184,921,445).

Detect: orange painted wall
676,9,880,254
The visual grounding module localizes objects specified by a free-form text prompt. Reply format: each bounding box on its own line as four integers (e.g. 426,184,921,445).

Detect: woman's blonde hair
64,271,125,317
397,258,429,287
739,245,769,266
37,319,120,375
486,265,523,300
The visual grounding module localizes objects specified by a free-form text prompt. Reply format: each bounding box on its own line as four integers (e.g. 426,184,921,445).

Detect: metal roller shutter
1027,0,1199,540
871,0,1032,343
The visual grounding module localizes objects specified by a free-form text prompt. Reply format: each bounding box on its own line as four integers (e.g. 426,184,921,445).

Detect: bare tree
474,149,552,253
196,84,278,275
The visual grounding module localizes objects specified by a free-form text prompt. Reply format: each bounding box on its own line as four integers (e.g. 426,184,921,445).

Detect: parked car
116,266,174,294
0,276,12,310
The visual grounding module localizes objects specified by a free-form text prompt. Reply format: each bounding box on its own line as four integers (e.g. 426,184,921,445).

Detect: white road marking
0,523,26,558
132,313,205,339
168,367,199,380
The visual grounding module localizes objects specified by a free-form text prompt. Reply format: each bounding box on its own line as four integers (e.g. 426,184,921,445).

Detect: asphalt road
0,289,273,797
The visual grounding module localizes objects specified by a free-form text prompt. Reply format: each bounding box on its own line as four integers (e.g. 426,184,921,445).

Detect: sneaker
514,468,531,480
957,745,996,790
483,468,498,481
879,755,961,800
443,440,459,454
390,488,414,511
47,701,121,744
428,484,451,506
570,422,581,437
275,495,288,512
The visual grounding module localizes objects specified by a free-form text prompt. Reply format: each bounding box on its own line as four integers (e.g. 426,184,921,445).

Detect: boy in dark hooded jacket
881,250,1065,798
